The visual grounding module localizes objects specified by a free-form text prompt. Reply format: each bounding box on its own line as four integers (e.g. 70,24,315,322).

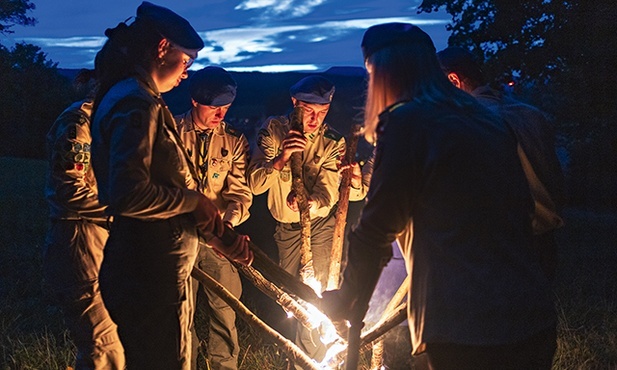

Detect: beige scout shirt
45,100,107,222
249,115,345,223
175,111,252,227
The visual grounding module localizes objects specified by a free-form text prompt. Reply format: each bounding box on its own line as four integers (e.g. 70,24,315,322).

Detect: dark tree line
419,0,617,208
0,0,74,158
1,0,616,208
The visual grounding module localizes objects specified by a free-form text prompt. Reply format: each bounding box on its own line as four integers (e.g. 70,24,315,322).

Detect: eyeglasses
169,41,195,68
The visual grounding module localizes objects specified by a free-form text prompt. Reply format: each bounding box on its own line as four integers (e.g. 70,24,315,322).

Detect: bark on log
191,267,320,370
323,303,408,369
201,227,321,306
327,124,362,290
289,106,315,284
235,263,319,331
370,275,410,369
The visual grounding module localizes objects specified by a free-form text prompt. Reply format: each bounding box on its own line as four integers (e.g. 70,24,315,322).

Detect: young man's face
191,102,231,130
293,99,330,134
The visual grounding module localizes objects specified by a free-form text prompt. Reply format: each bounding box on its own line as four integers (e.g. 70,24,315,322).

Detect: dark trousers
414,326,557,370
100,214,199,370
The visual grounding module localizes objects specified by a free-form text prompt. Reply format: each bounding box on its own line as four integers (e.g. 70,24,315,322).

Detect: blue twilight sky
4,0,452,72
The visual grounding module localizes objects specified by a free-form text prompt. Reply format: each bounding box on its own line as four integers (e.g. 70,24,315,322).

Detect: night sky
6,0,451,72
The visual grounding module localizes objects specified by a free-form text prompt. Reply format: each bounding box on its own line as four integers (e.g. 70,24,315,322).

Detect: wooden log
200,227,321,306
323,303,408,369
235,263,319,331
369,275,410,369
327,124,362,290
191,267,320,370
288,106,315,284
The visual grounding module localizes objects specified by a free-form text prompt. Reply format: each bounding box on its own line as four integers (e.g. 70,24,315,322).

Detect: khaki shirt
249,115,345,223
45,100,106,222
175,111,252,226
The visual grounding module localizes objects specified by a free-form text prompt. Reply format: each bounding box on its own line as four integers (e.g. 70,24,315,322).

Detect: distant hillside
56,67,369,159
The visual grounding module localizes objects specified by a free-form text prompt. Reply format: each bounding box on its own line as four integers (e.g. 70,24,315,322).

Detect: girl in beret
90,3,252,369
323,22,556,370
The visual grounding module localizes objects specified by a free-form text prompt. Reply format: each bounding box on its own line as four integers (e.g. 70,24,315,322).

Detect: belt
282,202,339,230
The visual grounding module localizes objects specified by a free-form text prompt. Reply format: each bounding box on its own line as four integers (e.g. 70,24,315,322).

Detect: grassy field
0,156,616,369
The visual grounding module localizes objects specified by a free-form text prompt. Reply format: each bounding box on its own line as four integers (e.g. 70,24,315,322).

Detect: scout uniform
176,66,252,370
248,76,345,363
44,99,125,370
91,3,205,369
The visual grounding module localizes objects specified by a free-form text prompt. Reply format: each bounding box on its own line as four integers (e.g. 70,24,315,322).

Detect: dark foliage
0,43,74,158
419,0,617,208
0,0,36,35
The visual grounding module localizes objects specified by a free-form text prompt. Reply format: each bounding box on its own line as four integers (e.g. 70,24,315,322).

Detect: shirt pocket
208,157,230,185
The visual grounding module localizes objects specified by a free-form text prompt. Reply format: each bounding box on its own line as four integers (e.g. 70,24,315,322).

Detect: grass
1,156,616,369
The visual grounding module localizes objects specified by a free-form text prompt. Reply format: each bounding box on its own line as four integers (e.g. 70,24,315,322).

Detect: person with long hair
90,3,252,369
323,23,556,369
44,68,125,370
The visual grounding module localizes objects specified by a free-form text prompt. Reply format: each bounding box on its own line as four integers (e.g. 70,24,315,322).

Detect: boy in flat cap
437,46,565,282
248,75,345,364
175,66,252,370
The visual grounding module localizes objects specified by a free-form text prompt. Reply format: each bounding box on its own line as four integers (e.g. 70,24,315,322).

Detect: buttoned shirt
175,111,252,226
45,100,106,222
249,115,345,223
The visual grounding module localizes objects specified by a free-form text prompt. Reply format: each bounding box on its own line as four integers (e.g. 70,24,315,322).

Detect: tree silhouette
419,0,617,207
0,0,36,36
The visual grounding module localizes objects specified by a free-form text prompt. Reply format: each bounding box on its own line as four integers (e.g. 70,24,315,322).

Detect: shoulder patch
324,127,343,142
224,124,242,138
258,128,271,138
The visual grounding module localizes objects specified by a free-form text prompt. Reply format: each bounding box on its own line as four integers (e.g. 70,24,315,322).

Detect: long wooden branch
327,124,362,290
370,275,410,369
191,267,320,370
200,227,321,306
289,106,314,284
235,263,318,331
322,303,408,369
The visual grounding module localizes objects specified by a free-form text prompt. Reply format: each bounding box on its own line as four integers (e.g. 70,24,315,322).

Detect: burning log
235,263,322,332
370,275,410,369
322,303,408,369
327,124,362,291
201,226,321,306
191,266,320,370
288,106,314,284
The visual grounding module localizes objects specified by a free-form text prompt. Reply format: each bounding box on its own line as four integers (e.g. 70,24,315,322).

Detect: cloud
20,36,106,49
235,0,328,19
195,16,447,66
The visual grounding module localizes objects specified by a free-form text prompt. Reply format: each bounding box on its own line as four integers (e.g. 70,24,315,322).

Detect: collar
133,66,161,98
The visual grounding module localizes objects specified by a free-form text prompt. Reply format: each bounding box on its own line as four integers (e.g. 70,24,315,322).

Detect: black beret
289,76,335,105
361,22,435,60
436,47,485,85
136,1,204,58
189,66,237,106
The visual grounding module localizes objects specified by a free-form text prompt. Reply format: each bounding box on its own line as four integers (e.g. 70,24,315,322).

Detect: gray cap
136,1,204,58
289,75,335,104
189,66,237,106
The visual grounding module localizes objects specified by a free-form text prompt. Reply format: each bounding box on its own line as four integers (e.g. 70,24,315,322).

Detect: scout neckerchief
196,129,213,192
